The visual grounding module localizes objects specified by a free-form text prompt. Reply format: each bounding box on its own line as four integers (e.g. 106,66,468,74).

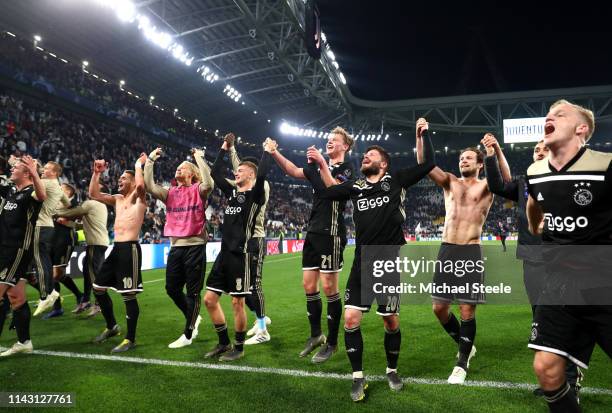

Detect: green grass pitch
1,241,610,412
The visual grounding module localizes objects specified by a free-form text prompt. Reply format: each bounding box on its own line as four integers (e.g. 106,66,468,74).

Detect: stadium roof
2,0,612,146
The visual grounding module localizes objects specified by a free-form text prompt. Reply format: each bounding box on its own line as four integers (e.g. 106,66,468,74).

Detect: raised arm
89,160,115,206
526,194,544,235
395,123,437,188
252,139,276,202
270,142,306,180
416,118,451,188
21,156,46,201
192,148,214,198
484,154,520,201
481,133,511,182
144,148,169,202
132,153,146,204
211,146,236,197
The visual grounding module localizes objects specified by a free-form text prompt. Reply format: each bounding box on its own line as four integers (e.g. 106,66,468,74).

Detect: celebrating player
424,126,509,384
526,100,612,412
0,156,46,356
202,138,273,361
269,127,355,363
44,183,83,318
88,156,147,353
305,121,435,401
32,161,71,316
221,133,272,345
144,146,213,348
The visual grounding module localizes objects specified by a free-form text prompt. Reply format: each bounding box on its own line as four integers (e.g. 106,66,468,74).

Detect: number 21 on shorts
320,254,332,270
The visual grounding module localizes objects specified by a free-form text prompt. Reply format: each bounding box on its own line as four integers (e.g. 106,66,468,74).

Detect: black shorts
431,243,486,304
0,246,34,287
93,242,143,294
302,232,346,273
247,238,265,291
166,244,206,296
344,246,401,316
83,245,107,287
51,225,77,267
528,305,612,369
206,242,260,297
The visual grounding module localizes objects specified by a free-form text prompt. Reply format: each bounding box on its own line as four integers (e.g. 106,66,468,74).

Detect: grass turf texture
1,241,610,412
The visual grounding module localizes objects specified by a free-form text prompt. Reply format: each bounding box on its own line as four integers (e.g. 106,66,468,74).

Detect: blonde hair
179,161,202,183
46,161,63,176
331,126,355,151
550,99,595,142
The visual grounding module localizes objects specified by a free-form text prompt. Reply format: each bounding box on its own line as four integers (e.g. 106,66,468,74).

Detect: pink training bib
164,184,206,237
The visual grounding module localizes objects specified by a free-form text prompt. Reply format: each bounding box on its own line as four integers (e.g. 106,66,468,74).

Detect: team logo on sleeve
573,182,593,206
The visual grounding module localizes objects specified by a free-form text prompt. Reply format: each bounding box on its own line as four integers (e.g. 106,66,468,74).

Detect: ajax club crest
573,182,593,206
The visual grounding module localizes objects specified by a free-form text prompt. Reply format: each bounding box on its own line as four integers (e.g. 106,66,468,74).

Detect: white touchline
1,347,610,396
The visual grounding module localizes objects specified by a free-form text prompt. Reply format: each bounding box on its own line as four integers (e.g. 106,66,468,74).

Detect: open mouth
544,123,555,135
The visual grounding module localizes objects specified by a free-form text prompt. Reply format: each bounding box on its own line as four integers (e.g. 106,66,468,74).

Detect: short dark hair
123,170,135,178
365,145,390,166
459,147,484,164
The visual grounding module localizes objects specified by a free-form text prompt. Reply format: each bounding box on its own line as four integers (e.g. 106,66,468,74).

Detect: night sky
317,1,612,101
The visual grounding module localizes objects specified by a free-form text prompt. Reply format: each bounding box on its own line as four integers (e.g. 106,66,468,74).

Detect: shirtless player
418,118,510,384
88,156,147,353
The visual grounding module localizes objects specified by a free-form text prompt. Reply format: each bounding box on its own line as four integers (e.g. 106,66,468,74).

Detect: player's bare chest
447,181,490,207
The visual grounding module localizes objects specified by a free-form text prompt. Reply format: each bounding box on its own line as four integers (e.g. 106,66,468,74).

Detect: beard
460,167,478,178
361,161,381,177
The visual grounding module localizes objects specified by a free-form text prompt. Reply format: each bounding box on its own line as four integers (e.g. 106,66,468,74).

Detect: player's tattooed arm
484,156,519,202
192,148,214,198
526,194,544,235
144,148,169,202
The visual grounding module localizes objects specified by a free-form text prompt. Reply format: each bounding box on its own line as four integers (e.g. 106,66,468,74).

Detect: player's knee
203,293,218,309
533,354,565,388
322,284,337,297
459,305,476,320
303,281,317,294
7,291,26,308
344,312,361,329
432,303,448,319
383,315,399,331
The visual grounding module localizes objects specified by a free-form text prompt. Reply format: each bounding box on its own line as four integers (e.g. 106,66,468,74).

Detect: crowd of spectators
0,90,528,243
0,31,553,244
